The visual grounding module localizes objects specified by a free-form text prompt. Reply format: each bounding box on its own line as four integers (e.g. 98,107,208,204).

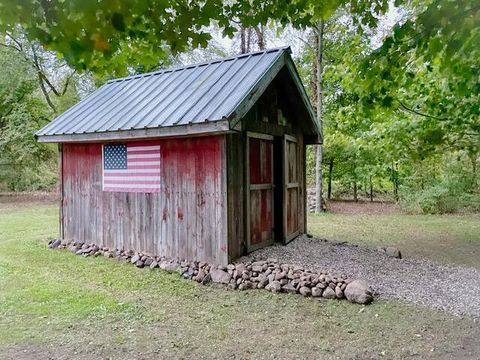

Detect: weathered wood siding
226,133,245,261
238,73,307,248
62,135,228,265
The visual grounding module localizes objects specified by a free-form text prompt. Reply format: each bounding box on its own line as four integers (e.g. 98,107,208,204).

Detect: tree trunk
353,182,358,202
314,20,325,214
253,25,265,50
391,162,399,201
240,27,246,54
327,158,333,200
370,175,373,202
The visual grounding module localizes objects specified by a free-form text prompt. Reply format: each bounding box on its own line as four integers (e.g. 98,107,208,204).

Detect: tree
0,0,390,75
0,45,58,190
1,29,77,114
314,21,325,213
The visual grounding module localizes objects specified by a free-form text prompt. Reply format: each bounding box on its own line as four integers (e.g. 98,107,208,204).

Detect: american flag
102,142,161,193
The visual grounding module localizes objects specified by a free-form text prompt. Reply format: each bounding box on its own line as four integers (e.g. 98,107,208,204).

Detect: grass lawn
309,212,480,269
0,204,479,359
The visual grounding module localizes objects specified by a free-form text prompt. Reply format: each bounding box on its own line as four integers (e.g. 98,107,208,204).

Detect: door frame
245,131,275,252
283,134,300,243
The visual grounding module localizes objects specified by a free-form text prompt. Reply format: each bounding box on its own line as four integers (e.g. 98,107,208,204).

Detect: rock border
48,239,374,304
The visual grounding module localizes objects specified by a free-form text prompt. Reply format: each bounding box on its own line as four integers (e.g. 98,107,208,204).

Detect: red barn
36,47,321,265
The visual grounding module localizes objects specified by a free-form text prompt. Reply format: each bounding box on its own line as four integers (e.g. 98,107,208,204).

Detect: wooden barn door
246,132,274,252
283,135,300,243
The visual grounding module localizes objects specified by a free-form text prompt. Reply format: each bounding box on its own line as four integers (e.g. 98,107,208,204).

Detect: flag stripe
104,169,159,175
128,157,161,162
104,179,161,185
104,187,161,192
104,176,161,181
127,150,161,156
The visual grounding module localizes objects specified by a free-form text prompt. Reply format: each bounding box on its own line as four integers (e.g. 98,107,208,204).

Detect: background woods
0,0,478,213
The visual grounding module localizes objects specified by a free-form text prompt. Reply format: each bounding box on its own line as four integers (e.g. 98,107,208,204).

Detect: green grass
0,205,479,359
309,212,480,268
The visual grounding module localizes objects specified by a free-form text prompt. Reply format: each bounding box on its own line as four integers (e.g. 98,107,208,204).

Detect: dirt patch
0,192,58,209
325,200,401,215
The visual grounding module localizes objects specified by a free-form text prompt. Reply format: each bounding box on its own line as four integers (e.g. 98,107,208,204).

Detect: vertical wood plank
58,144,64,240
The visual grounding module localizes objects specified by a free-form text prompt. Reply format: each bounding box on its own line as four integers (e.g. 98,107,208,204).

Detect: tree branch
398,100,448,121
31,43,57,113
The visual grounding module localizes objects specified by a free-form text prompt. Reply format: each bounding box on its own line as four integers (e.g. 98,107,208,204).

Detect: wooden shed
36,47,321,265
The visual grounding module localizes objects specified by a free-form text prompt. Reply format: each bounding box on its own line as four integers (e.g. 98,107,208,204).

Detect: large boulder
344,280,373,304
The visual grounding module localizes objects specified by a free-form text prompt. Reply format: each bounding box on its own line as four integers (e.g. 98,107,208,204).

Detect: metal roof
36,47,318,142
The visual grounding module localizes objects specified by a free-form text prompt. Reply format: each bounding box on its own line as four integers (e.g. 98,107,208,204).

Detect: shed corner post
303,142,308,234
58,143,64,241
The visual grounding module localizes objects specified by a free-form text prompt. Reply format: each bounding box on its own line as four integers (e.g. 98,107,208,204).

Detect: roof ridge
106,46,291,84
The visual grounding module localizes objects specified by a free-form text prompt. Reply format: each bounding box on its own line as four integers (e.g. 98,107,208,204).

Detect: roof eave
36,119,231,143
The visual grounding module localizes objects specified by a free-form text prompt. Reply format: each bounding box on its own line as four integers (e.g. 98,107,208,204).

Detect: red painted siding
62,135,228,265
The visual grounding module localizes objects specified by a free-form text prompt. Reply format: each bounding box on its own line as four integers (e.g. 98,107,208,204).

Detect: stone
194,269,206,282
150,261,159,269
316,282,327,289
252,260,266,267
144,258,153,267
265,280,282,293
344,280,373,304
275,271,287,281
227,283,237,290
322,287,336,299
183,271,194,279
210,269,232,284
135,260,144,268
376,246,386,254
160,261,182,273
335,286,344,299
131,254,140,264
279,279,288,286
299,286,311,297
238,283,248,291
385,247,402,259
227,264,235,271
201,273,211,285
282,283,297,294
252,265,263,273
311,287,323,297
48,239,62,249
267,274,275,283
257,277,269,289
